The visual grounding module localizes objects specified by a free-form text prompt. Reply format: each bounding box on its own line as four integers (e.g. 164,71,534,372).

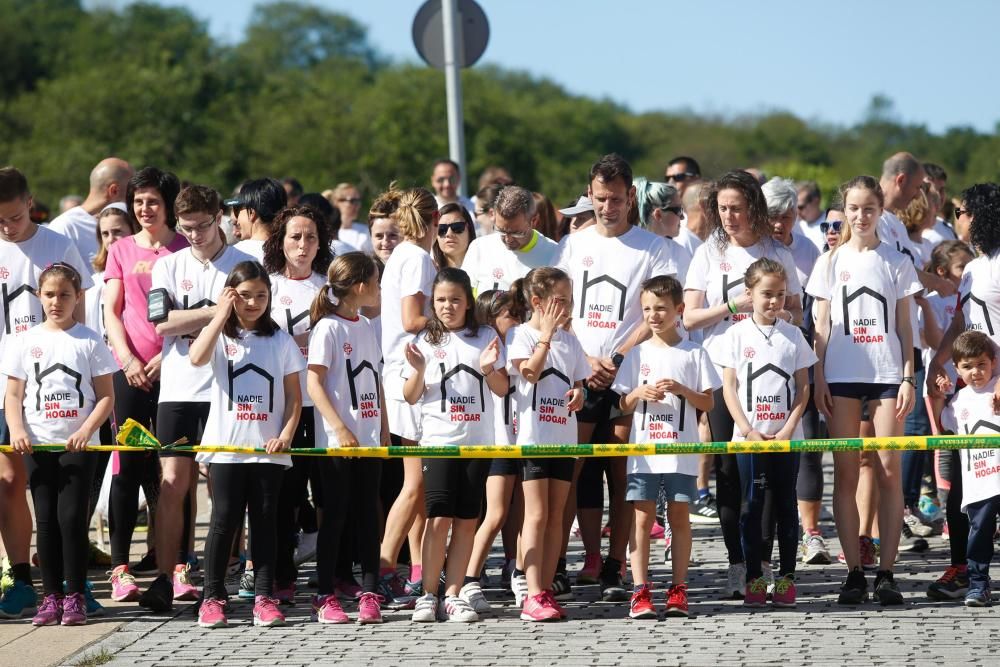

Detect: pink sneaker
109,565,140,602
859,536,877,570
61,592,87,626
576,552,602,585
357,592,384,624
744,576,767,608
31,594,62,626
274,582,296,606
172,564,199,601
197,598,228,628
334,577,362,600
772,575,796,608
520,593,560,621
543,590,566,619
650,521,666,540
253,595,286,627
312,594,349,624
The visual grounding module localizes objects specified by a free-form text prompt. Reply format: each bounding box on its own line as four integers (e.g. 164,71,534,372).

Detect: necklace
751,318,778,346
194,243,226,271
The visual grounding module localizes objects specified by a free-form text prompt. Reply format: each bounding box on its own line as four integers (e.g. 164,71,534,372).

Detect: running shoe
762,562,775,598
377,573,415,610
927,565,969,601
899,520,930,553
942,520,950,541
312,594,349,624
441,595,479,622
335,576,363,601
197,598,228,628
725,563,746,600
61,592,87,626
599,558,628,602
238,569,255,599
628,585,657,619
460,581,491,614
274,582,296,606
0,579,38,618
772,575,796,608
744,576,767,608
81,580,104,617
664,583,690,618
837,568,868,605
88,541,112,568
551,571,573,601
576,552,602,585
859,536,877,570
650,521,666,540
404,578,424,597
224,559,244,596
31,594,62,626
543,590,567,619
965,587,991,607
873,570,904,606
130,550,158,575
294,530,318,565
689,493,720,524
801,532,832,565
501,558,515,588
903,507,934,538
411,592,438,623
520,592,559,622
357,592,383,624
139,573,173,612
601,523,612,538
511,574,528,607
186,553,201,573
172,564,199,601
253,595,286,627
0,556,13,593
108,565,140,603
918,495,943,522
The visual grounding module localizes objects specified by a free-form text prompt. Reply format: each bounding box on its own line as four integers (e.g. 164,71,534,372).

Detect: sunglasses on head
820,220,843,233
438,221,467,237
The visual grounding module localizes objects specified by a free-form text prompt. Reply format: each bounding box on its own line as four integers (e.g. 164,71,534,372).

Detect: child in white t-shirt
402,268,510,623
612,276,719,620
3,264,117,627
711,258,816,608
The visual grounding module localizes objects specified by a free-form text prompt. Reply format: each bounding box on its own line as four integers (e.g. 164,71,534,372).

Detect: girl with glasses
433,203,477,269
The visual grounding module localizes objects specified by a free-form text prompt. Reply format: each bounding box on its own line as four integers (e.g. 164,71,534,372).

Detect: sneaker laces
359,592,383,611
774,577,794,595
38,594,61,614
110,566,136,586
937,565,961,583
256,596,281,612
748,577,768,595
63,592,85,615
201,598,226,615
175,564,193,586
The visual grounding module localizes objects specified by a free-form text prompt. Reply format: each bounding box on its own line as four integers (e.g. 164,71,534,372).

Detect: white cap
558,196,593,216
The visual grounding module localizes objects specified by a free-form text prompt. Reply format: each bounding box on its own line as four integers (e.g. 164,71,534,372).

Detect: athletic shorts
577,387,623,424
422,458,489,520
521,457,574,482
156,402,210,458
828,382,899,403
387,398,422,442
626,472,697,503
489,457,519,477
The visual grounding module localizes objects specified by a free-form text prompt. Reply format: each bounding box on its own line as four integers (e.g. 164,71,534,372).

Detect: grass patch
73,647,115,667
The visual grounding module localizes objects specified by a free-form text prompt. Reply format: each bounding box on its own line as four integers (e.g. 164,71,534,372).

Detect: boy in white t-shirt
942,331,1000,607
612,276,719,620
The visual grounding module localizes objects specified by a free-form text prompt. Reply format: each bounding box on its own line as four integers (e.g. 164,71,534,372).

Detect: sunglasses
955,208,970,218
337,197,361,205
660,205,684,217
438,221,468,237
666,172,696,183
820,220,843,234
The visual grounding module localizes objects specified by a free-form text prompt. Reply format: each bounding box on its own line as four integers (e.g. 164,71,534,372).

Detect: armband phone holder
147,288,172,322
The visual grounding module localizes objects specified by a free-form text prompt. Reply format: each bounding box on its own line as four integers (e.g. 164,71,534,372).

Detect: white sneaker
460,581,491,614
411,593,438,622
294,530,318,565
725,563,746,600
762,561,775,597
511,574,528,607
440,595,479,622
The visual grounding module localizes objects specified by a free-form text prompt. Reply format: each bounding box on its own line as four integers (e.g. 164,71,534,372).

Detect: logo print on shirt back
640,363,650,376
720,262,732,272
33,362,83,411
961,292,994,336
841,285,889,335
840,271,851,282
582,257,594,267
227,360,275,411
2,283,37,334
434,349,447,360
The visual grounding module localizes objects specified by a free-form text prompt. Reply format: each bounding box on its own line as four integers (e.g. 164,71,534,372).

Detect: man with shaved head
49,158,134,265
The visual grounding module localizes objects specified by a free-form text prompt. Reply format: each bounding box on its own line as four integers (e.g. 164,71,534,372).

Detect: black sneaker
552,572,572,601
927,565,969,601
139,573,173,612
874,570,904,606
837,568,868,605
689,493,719,524
131,550,158,575
600,558,627,602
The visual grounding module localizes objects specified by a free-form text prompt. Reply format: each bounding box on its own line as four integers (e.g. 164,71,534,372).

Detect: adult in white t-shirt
48,158,133,267
225,178,287,263
462,186,559,295
326,184,374,254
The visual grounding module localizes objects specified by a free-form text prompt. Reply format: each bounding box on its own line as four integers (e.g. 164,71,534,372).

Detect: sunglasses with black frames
438,221,468,237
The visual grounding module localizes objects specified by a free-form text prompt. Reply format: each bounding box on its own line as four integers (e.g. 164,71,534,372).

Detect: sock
513,568,525,578
698,488,710,499
379,567,395,578
556,557,567,574
11,563,31,587
805,528,821,537
409,564,422,582
871,537,881,547
634,583,647,592
463,575,478,586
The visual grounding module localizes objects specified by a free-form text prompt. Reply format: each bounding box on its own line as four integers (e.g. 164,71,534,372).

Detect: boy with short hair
612,275,720,619
946,330,1000,607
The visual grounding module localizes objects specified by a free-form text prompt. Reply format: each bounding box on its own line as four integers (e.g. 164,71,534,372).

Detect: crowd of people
0,148,998,630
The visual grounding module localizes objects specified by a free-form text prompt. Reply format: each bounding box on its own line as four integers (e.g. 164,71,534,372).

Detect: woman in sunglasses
432,203,477,270
634,177,692,282
821,206,846,251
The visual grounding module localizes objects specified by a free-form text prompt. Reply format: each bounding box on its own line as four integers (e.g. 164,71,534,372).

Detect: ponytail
508,277,532,322
309,251,379,326
507,267,571,321
394,187,438,241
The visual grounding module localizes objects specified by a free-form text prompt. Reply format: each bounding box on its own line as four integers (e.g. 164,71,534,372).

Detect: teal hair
634,177,678,227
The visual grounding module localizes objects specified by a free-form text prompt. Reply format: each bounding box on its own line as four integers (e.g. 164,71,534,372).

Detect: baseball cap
558,196,593,216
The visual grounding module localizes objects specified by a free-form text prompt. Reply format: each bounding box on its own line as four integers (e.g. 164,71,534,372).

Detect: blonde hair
898,189,929,234
393,187,437,241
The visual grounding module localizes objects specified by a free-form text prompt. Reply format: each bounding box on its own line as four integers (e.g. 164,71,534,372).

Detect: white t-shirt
797,215,827,253
674,225,703,258
435,195,475,216
959,253,1000,350
921,291,958,385
308,314,383,448
85,270,108,351
381,241,436,396
196,328,304,467
557,225,681,357
707,318,817,438
805,243,921,383
403,327,503,446
0,324,117,444
233,239,265,263
950,378,1000,510
506,324,590,446
922,217,958,249
494,386,516,446
783,233,821,296
612,339,720,475
684,239,802,360
270,272,325,407
48,207,99,268
0,227,93,403
151,246,255,402
878,211,919,266
462,231,560,295
331,239,357,256
339,223,373,254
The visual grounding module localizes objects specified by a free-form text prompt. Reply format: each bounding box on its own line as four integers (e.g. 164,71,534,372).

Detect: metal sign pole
441,0,467,197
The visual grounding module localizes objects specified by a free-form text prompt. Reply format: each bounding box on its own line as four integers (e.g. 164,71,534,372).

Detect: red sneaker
665,583,690,618
629,585,657,619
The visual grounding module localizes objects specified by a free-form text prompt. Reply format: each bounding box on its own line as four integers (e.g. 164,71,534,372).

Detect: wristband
727,300,738,314
902,376,916,387
537,340,551,348
482,367,495,377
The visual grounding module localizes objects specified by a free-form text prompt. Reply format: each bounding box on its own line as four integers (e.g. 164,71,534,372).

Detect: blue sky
130,0,999,134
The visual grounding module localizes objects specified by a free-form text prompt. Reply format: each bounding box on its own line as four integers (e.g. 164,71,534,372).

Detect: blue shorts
828,382,899,402
626,472,696,503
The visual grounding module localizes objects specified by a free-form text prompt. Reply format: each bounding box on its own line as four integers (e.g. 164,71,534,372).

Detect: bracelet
537,340,551,348
902,376,916,387
727,300,738,314
482,367,494,377
123,356,134,371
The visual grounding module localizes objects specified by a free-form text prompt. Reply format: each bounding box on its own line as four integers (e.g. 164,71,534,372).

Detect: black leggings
707,388,744,564
314,458,382,595
938,450,968,566
109,372,161,567
27,452,97,595
204,463,283,600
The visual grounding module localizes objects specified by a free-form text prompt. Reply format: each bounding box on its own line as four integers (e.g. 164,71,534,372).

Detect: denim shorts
828,382,899,402
626,472,696,503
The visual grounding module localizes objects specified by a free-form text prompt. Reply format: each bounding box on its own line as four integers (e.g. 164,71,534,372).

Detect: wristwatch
901,376,916,386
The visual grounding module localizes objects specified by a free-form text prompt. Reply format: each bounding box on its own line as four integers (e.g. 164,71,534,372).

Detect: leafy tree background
3,0,998,210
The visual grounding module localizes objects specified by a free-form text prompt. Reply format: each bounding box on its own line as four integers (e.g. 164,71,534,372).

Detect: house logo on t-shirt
531,367,571,425
346,355,380,416
33,361,83,417
745,362,792,422
578,271,627,327
438,362,485,421
281,308,309,335
2,282,38,334
721,274,747,323
227,360,275,418
640,383,684,438
961,291,994,336
842,285,889,342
